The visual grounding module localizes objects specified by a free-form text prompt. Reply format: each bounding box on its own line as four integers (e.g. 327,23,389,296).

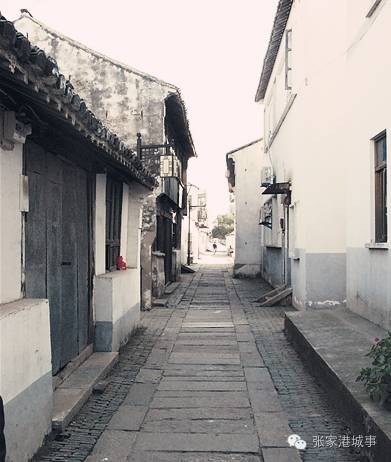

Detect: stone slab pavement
37,262,366,462
85,267,301,462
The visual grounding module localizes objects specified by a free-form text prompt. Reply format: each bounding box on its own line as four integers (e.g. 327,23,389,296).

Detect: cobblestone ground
232,277,367,462
35,262,367,462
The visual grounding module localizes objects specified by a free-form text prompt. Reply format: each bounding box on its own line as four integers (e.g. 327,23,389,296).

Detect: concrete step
285,308,390,462
52,352,118,432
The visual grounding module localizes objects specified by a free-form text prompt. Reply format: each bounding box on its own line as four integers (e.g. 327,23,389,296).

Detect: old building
181,190,209,264
0,17,155,461
15,14,196,309
226,140,263,277
255,0,347,308
255,0,391,328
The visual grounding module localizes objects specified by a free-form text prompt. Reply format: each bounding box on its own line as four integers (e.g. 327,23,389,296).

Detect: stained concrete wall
261,0,348,309
228,141,263,278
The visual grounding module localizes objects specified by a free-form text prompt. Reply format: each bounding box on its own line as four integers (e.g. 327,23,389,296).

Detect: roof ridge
14,14,179,91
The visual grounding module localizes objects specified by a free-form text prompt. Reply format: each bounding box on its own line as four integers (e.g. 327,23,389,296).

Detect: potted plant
357,332,391,410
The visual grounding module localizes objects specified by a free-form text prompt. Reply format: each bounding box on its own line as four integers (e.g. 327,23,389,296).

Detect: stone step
52,352,118,432
285,308,390,462
165,282,180,295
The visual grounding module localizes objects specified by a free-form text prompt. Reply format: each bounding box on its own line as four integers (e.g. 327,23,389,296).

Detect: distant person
0,396,5,462
228,245,233,256
212,242,217,255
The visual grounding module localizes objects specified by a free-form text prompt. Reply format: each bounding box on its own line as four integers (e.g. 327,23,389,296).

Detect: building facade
181,190,209,264
255,0,391,328
255,0,347,308
226,140,263,277
15,14,196,310
0,16,154,461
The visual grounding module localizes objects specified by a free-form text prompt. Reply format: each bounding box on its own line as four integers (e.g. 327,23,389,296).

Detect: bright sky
2,0,278,223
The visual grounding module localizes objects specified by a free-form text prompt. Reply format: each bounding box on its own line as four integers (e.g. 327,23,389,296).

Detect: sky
1,0,278,223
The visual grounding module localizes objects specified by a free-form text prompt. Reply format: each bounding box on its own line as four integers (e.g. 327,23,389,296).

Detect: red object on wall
116,255,127,270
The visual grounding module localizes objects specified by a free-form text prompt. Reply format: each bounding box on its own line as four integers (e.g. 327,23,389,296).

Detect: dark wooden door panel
46,155,63,374
60,162,79,368
75,168,89,353
25,140,92,374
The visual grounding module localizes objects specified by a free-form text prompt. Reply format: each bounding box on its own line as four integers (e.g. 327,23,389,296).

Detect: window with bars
374,132,387,243
106,176,123,271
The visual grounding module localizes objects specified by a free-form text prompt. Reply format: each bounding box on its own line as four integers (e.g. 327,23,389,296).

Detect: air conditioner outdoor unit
261,166,273,187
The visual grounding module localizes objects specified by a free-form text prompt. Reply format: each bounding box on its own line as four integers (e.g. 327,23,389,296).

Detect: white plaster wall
126,184,145,269
260,0,350,308
263,0,348,254
230,141,263,270
120,184,129,259
345,0,391,329
95,174,106,276
0,144,23,304
0,298,52,461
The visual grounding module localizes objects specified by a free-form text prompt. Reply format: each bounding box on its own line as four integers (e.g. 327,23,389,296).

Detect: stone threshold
52,352,118,432
285,308,390,462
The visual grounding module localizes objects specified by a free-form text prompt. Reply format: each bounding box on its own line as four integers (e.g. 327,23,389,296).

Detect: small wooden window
285,29,293,91
106,177,123,271
374,132,387,243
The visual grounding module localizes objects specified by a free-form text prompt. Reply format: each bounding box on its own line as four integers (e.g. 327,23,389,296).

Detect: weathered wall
14,16,180,310
229,141,263,278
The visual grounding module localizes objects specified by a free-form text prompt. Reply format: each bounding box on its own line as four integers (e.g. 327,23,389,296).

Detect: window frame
105,176,123,272
285,29,293,91
374,131,387,243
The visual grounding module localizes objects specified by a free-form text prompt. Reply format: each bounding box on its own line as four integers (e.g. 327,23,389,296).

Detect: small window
374,132,387,243
106,176,123,271
285,29,293,91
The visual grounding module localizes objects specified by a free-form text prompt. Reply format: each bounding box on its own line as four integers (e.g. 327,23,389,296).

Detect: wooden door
25,141,91,374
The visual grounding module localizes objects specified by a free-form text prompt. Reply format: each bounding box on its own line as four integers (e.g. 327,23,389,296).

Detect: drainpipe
280,216,286,286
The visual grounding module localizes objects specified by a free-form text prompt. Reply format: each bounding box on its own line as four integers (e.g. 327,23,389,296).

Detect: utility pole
187,194,192,266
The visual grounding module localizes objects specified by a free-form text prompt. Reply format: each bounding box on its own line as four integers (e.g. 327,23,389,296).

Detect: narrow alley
35,257,364,462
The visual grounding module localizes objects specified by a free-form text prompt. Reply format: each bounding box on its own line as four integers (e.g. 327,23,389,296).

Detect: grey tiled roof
255,0,293,102
0,16,157,189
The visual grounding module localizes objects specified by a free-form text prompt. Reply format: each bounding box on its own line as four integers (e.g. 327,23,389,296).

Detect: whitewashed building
255,0,391,328
0,18,154,461
226,140,263,277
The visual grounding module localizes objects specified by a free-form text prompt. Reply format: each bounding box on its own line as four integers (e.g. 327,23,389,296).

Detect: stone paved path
37,264,366,462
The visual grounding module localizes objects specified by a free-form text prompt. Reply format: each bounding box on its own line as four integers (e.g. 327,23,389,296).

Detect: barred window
374,132,387,243
106,176,123,271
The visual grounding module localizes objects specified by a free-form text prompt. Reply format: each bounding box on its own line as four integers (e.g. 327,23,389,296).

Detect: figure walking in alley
212,242,217,255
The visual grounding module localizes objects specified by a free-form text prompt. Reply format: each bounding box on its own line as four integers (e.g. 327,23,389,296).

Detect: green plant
356,332,391,409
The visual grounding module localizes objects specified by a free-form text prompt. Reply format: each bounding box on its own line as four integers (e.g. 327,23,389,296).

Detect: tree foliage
211,213,234,239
